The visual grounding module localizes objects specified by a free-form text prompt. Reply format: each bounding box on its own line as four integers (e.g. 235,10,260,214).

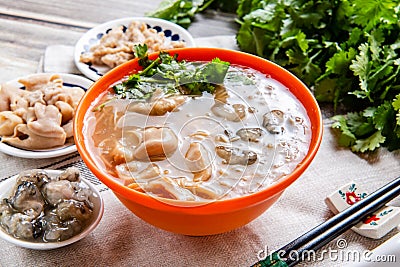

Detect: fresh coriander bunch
236,0,400,152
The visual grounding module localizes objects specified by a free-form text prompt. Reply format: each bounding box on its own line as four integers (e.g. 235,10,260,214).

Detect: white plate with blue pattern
74,17,196,81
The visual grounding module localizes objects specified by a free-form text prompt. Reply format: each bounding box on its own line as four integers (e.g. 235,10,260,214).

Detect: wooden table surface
0,0,237,82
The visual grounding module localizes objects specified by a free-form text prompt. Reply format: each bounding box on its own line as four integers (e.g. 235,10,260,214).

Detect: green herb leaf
332,115,357,147
351,130,385,152
146,0,216,28
393,94,400,111
202,58,230,84
352,0,399,31
326,48,357,75
373,102,393,131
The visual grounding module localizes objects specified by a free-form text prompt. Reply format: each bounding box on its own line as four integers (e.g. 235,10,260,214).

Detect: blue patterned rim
19,83,87,91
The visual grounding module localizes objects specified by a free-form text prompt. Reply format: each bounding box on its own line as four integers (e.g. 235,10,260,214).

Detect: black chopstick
251,176,400,267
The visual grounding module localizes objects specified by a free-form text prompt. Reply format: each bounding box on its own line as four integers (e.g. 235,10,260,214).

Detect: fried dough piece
0,111,24,136
2,124,66,149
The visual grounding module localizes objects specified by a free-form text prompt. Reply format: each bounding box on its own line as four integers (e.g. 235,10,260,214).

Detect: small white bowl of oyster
0,168,104,250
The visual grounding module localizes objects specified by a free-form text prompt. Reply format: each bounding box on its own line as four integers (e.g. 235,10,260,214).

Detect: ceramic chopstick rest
324,182,400,239
352,206,400,239
325,182,368,214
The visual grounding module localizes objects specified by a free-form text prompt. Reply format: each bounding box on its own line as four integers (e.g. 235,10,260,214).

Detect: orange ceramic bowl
74,48,323,236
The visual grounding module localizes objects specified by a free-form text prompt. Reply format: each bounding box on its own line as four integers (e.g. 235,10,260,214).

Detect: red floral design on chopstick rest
352,206,400,239
325,182,400,239
363,214,381,225
324,182,368,214
345,190,362,205
363,209,394,225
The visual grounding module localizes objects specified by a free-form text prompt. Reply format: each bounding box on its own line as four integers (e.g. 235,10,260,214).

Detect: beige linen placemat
1,123,399,267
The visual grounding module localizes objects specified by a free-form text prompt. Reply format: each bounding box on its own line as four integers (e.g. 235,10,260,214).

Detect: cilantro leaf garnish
111,44,230,101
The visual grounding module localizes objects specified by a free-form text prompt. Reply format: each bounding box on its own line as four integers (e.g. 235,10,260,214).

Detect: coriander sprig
112,44,230,100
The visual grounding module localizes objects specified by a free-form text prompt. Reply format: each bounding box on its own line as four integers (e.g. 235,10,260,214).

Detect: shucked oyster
215,145,258,165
